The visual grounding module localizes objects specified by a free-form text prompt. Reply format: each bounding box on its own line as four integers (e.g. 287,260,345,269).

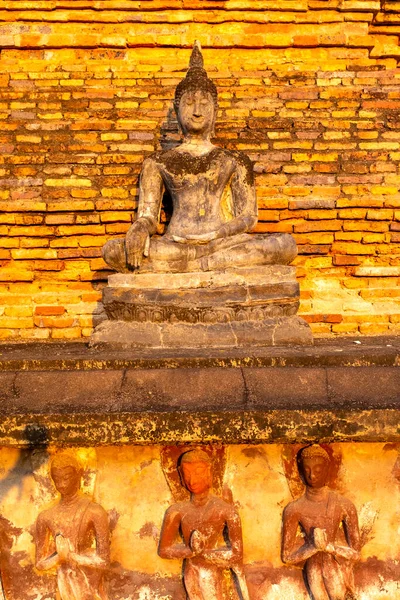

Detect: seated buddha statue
102,41,297,275
93,42,312,348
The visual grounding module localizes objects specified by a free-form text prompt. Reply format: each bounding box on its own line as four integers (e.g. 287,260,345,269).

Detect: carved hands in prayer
189,530,206,555
55,534,71,563
313,528,335,554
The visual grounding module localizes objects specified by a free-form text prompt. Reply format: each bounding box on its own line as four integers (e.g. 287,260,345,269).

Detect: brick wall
0,0,399,340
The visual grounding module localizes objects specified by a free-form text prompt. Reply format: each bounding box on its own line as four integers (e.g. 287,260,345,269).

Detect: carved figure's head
179,449,212,495
50,453,82,497
174,42,217,136
298,445,330,489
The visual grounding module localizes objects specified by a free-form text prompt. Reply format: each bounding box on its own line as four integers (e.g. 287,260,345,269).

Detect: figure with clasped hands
282,445,361,600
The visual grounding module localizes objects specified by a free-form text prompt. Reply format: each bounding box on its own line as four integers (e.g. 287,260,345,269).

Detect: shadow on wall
0,425,50,599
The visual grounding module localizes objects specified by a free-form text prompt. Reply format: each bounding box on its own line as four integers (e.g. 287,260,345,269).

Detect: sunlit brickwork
0,0,399,339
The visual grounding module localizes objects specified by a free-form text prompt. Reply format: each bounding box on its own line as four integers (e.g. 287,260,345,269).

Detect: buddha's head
50,453,82,498
174,42,217,137
179,449,212,495
298,445,330,489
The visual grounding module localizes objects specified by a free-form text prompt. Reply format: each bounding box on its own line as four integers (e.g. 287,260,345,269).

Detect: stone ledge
0,337,398,446
0,409,399,447
1,364,399,414
0,336,398,370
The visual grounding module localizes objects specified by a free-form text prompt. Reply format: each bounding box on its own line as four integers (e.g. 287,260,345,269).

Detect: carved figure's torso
40,496,96,554
172,496,235,566
288,491,352,546
150,147,250,240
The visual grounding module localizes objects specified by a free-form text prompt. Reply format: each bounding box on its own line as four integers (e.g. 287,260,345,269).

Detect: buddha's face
301,457,329,489
177,89,215,136
181,460,212,494
51,466,81,497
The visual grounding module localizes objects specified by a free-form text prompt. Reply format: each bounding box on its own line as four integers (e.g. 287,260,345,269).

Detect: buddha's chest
180,506,226,541
160,155,234,193
298,501,343,536
47,504,91,543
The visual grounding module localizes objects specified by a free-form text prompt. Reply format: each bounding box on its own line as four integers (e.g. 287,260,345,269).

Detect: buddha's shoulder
164,500,191,517
329,490,356,511
146,147,252,169
283,494,308,516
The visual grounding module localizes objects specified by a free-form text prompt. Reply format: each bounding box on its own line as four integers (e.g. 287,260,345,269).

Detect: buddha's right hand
125,219,150,270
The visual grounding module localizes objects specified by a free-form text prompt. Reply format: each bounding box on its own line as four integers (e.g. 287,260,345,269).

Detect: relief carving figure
35,454,110,600
282,445,361,600
102,41,297,275
158,449,250,600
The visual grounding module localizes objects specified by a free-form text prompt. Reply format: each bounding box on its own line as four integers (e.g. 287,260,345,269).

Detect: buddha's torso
153,147,238,240
174,496,232,566
292,491,347,545
42,497,95,554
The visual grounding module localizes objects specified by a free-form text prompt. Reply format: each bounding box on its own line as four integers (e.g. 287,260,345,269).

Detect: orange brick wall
0,0,399,340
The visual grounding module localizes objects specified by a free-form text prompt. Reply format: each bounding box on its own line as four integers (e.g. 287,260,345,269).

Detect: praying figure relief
282,445,360,600
35,453,110,600
158,449,249,600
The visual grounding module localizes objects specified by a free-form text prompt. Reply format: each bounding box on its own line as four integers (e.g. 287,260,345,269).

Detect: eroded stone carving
282,445,360,600
103,42,296,275
92,42,312,347
35,453,110,600
158,449,249,600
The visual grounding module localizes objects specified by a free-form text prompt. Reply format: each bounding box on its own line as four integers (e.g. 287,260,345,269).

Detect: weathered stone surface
244,367,328,408
90,316,312,348
103,267,301,329
10,370,123,414
327,367,400,406
0,338,397,431
108,266,298,289
0,442,400,599
119,368,246,411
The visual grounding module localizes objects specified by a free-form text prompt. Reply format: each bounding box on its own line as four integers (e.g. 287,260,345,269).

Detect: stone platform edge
0,409,399,448
0,337,398,447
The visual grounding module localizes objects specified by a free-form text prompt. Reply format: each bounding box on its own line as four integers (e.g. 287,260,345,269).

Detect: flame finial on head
189,40,204,69
174,41,218,109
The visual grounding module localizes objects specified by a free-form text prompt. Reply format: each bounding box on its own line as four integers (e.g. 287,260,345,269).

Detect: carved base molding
104,299,300,324
93,266,312,346
90,315,313,349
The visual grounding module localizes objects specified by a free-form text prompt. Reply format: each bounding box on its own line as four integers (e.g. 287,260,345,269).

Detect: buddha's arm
328,501,360,561
69,507,110,569
158,508,193,560
125,157,164,269
136,156,165,234
35,515,60,571
220,153,257,237
202,507,243,568
281,507,318,565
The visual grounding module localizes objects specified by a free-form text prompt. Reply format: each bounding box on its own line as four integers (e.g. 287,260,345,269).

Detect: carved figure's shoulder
283,495,306,517
37,505,55,523
331,491,356,512
223,148,254,184
224,148,253,168
210,495,231,509
150,149,176,166
208,496,237,519
85,499,108,519
165,501,188,517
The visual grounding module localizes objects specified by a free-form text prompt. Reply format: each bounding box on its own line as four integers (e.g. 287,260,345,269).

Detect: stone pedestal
91,265,313,348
